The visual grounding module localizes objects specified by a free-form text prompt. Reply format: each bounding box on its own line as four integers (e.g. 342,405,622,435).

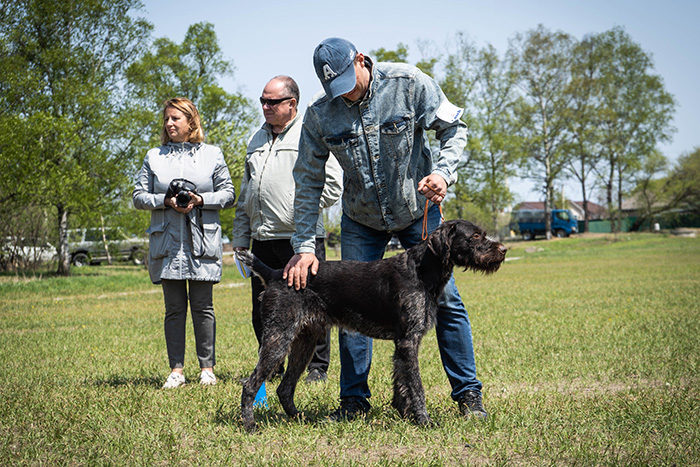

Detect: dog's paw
413,413,436,428
244,420,258,434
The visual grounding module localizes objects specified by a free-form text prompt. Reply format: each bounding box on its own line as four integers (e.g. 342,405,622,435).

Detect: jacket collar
262,112,300,140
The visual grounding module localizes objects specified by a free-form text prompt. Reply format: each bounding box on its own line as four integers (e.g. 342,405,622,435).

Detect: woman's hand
166,192,202,214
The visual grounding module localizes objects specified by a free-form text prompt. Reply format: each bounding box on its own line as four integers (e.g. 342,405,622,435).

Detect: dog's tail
235,249,281,287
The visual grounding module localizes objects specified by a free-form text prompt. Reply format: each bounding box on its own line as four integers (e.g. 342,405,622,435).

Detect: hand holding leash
418,174,447,204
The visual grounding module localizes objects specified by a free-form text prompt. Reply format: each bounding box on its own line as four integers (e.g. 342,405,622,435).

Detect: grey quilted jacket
133,142,235,284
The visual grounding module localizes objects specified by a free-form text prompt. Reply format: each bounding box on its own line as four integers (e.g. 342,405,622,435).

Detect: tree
593,26,676,232
628,150,668,231
435,34,479,223
672,148,700,214
628,147,700,231
563,34,606,233
370,43,409,63
0,0,152,274
509,25,575,239
124,21,258,234
441,41,520,237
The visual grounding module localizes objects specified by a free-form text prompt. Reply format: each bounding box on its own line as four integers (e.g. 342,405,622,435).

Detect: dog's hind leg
391,334,432,426
241,364,268,433
241,330,296,433
276,328,319,420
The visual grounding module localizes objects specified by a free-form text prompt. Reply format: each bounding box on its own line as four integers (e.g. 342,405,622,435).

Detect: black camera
166,178,198,208
176,190,191,207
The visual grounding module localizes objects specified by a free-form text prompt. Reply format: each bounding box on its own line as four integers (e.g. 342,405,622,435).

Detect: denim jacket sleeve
413,70,468,186
292,109,329,254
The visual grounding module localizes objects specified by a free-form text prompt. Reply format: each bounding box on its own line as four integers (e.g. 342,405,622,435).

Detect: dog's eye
472,233,481,240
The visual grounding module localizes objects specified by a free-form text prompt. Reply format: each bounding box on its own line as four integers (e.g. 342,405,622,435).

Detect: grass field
1,232,699,465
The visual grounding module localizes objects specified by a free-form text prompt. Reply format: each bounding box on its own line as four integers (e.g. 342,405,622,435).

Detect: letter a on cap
323,64,337,81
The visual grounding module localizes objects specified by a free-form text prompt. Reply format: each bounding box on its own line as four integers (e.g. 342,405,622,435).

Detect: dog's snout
498,244,508,256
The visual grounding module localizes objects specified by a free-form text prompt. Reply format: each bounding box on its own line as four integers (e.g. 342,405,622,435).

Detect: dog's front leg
391,334,432,426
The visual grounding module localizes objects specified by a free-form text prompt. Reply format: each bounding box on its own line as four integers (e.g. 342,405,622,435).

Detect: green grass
1,233,699,465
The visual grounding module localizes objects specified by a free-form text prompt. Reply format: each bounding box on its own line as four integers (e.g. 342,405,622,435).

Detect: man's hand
283,253,319,290
418,173,448,204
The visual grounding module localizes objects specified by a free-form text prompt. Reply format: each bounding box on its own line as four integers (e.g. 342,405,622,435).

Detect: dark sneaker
328,397,370,421
304,368,328,384
458,390,488,419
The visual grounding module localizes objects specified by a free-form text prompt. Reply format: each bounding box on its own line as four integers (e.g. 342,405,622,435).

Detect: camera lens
176,191,191,207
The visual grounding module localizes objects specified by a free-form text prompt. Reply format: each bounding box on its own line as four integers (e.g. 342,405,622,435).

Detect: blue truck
512,209,578,240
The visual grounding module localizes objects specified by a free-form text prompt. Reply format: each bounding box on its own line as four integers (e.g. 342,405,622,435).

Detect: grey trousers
161,279,216,369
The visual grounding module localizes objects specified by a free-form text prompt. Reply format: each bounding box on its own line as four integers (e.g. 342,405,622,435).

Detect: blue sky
142,0,699,202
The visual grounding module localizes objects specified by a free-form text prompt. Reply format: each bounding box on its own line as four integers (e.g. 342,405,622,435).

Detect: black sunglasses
259,96,293,106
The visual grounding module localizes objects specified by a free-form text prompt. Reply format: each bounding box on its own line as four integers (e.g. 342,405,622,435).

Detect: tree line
1,1,698,273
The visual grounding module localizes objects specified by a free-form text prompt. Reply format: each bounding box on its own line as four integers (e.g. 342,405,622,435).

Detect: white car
1,238,57,264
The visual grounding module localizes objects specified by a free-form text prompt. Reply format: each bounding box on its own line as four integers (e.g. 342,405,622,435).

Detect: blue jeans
339,204,482,402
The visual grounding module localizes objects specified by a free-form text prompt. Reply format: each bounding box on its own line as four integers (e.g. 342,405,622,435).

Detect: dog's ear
427,222,454,268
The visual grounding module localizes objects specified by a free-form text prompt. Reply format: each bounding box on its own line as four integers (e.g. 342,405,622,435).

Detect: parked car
512,209,578,240
68,228,147,267
1,237,57,264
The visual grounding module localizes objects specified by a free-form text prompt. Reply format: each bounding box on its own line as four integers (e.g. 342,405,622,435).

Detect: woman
133,98,235,388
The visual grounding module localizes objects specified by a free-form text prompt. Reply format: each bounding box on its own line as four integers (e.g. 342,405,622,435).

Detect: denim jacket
292,58,468,254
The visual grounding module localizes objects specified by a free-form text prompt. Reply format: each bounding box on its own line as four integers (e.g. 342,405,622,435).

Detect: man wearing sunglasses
232,75,342,384
284,38,488,422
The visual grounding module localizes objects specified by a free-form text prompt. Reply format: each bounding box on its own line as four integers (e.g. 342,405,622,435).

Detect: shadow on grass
92,374,164,388
92,370,252,389
212,404,339,431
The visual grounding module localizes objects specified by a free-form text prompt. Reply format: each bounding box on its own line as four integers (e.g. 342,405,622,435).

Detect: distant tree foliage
370,43,409,63
628,147,700,231
125,22,257,169
441,37,520,237
592,27,676,232
0,0,152,274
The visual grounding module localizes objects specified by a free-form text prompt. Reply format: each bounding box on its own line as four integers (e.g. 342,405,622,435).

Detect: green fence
580,213,700,233
580,218,635,233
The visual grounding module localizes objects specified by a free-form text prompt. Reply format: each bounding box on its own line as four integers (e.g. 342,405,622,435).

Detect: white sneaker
200,369,217,386
162,372,186,389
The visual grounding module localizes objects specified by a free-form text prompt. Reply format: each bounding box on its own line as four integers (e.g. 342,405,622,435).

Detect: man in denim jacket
284,37,487,420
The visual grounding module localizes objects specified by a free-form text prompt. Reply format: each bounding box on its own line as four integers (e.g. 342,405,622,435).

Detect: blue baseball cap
313,38,357,99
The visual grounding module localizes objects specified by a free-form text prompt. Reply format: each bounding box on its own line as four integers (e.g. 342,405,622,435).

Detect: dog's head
427,220,507,274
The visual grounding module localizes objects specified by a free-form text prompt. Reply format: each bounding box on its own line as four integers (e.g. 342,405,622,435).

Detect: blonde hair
160,97,205,144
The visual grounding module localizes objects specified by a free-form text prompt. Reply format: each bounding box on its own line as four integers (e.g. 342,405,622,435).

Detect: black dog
237,220,507,432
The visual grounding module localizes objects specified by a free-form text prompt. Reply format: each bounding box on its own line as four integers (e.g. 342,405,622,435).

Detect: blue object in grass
254,381,268,408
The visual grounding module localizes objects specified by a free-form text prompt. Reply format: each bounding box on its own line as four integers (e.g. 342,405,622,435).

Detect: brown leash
421,199,444,240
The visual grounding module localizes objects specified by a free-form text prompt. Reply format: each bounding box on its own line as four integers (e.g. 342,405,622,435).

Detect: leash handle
421,199,444,240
